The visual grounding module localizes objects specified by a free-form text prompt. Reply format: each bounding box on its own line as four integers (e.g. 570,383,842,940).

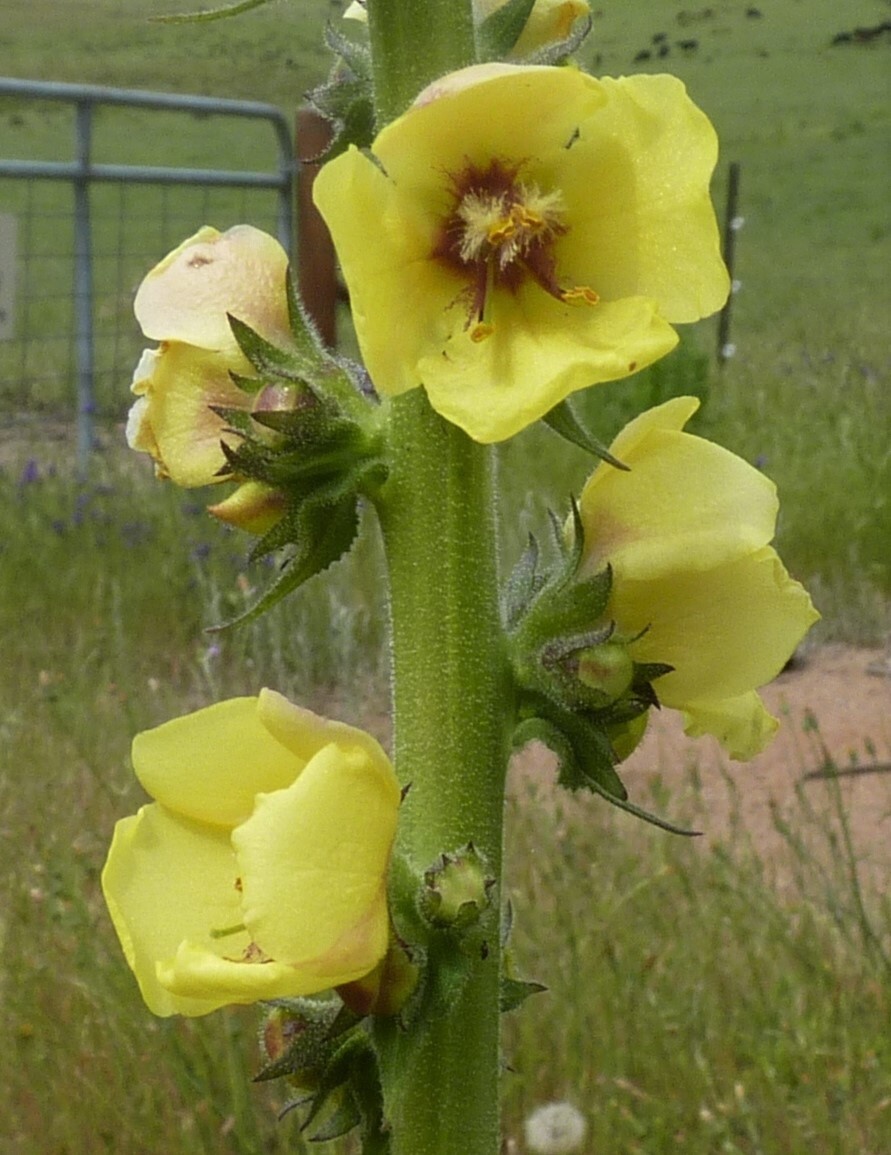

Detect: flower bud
336,933,419,1018
575,639,634,706
420,844,495,930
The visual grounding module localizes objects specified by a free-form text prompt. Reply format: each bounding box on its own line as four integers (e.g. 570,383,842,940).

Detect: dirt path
511,645,891,878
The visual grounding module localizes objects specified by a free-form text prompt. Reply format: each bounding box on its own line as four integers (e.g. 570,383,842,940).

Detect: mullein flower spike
314,63,729,442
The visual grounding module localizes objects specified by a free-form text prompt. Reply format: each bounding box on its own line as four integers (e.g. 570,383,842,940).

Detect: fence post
717,160,741,366
74,99,95,469
295,109,337,348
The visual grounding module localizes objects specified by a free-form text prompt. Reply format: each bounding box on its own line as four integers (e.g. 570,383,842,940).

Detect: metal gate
0,77,295,464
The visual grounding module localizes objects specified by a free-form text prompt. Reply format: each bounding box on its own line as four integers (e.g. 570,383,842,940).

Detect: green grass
1,3,890,1152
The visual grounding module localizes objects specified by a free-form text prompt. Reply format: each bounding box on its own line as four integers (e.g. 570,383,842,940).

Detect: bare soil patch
511,645,891,878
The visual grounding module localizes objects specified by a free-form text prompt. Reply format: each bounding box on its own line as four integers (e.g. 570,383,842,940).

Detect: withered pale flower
578,397,819,759
102,691,401,1017
127,225,292,486
314,64,729,442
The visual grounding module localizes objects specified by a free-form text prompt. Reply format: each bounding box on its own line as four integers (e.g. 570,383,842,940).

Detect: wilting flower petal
577,398,819,758
134,225,291,352
102,691,400,1016
127,226,292,486
315,65,728,442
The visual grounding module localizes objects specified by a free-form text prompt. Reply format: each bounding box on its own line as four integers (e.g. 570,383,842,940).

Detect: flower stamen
435,160,598,336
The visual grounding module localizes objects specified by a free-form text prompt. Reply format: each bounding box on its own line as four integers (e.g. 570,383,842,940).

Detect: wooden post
296,108,338,348
717,160,741,365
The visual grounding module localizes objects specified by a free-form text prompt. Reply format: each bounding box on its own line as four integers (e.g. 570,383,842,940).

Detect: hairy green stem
366,0,476,121
362,6,510,1150
376,392,510,1155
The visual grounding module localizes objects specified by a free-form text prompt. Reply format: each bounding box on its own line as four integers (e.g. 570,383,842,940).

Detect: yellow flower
102,691,401,1017
127,225,292,487
314,64,728,442
577,397,819,759
344,0,590,56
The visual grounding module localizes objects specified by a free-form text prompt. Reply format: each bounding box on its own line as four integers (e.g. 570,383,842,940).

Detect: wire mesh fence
0,78,295,461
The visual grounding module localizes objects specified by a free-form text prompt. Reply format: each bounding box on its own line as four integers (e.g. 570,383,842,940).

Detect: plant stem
376,390,510,1155
363,6,509,1150
366,0,476,122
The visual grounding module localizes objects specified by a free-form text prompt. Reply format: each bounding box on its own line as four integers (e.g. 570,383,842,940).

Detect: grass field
1,2,890,1152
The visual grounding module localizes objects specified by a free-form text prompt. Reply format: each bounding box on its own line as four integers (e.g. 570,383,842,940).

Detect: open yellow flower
314,64,728,442
102,691,400,1017
578,397,819,759
127,225,292,486
344,0,590,56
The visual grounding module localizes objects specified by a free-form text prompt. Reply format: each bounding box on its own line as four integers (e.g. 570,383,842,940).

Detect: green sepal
322,21,373,83
502,534,547,631
211,494,359,631
476,0,537,59
303,1087,361,1142
512,710,700,835
305,24,376,161
543,398,630,471
227,370,267,396
500,976,547,1014
513,705,627,799
227,313,322,386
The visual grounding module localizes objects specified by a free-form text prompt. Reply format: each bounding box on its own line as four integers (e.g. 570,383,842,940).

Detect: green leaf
543,398,630,470
477,0,536,59
152,0,273,25
284,268,336,374
306,1088,362,1142
212,496,360,631
500,976,547,1014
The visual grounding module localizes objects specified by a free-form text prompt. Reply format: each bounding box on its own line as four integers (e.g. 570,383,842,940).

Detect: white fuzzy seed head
524,1101,588,1154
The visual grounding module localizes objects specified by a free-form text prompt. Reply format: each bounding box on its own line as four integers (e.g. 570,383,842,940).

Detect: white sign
0,214,17,340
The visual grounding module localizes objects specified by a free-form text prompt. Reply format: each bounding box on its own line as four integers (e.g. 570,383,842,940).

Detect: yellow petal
156,941,338,1006
579,396,778,579
132,696,307,829
101,804,246,1017
232,741,399,982
313,146,454,398
508,0,590,54
134,225,290,350
256,688,395,774
616,547,820,703
129,341,253,487
377,65,605,192
560,74,729,321
208,480,287,535
680,692,779,761
419,292,677,443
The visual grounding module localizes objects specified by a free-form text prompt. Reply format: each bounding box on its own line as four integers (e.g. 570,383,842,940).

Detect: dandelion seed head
524,1101,587,1154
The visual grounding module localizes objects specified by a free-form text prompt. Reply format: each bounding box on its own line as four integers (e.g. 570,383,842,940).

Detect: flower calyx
419,843,496,931
209,278,388,629
257,998,386,1145
505,503,696,835
306,23,375,161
